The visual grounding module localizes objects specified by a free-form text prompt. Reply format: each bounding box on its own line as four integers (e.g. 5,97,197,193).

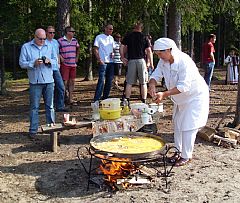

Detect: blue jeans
53,69,65,110
94,63,114,101
29,83,55,133
203,62,215,88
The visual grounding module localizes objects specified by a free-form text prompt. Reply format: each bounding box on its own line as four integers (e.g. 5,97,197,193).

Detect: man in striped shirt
58,26,80,105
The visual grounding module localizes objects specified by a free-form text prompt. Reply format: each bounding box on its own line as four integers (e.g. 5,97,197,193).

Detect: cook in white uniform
149,38,209,166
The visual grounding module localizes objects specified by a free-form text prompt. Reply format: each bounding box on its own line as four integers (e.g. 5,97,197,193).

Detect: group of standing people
93,22,154,104
19,22,238,168
202,33,239,87
19,26,79,138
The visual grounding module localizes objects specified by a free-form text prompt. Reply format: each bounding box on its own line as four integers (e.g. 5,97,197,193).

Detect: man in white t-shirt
93,23,115,102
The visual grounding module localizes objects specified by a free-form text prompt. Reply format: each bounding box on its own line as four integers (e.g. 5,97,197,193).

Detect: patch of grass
5,78,28,88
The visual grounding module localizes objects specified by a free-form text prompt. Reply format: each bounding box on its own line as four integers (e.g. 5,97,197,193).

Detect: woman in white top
149,38,209,166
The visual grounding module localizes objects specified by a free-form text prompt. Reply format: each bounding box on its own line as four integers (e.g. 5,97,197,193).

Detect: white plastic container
149,103,163,113
101,98,121,110
130,103,149,112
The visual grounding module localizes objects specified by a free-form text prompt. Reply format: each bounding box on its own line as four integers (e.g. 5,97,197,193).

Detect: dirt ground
0,67,240,203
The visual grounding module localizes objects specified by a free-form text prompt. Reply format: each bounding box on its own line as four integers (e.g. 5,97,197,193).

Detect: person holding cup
148,38,209,166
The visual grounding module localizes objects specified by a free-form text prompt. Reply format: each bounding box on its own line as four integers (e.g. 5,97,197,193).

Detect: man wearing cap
120,22,153,104
149,38,209,166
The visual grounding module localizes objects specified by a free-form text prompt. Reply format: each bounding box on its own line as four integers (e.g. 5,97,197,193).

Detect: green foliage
0,0,56,43
1,0,240,73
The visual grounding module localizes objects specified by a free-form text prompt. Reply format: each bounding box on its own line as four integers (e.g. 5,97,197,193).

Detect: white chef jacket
150,49,209,131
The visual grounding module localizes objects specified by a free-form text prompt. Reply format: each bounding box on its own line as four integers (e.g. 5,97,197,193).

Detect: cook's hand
153,92,165,104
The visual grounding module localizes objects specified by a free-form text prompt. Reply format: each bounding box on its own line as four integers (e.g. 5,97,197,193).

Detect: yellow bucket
99,108,121,120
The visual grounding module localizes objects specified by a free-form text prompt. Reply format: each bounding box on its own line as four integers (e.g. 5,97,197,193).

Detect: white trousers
174,127,198,159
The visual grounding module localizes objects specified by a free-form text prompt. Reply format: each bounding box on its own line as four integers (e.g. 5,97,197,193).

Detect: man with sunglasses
46,26,67,112
19,28,58,138
58,26,80,105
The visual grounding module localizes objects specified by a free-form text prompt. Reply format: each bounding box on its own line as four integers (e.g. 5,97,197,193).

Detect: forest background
0,0,240,91
1,2,240,202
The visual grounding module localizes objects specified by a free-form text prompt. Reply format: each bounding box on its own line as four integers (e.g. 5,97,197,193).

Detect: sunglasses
36,36,46,41
48,32,55,34
68,30,75,33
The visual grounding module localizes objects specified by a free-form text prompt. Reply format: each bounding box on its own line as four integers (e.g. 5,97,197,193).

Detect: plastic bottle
122,99,130,115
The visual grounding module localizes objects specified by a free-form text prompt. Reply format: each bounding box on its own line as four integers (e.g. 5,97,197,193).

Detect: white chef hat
153,37,178,51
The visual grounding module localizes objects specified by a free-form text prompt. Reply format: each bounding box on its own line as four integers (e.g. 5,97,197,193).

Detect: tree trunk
167,1,181,50
0,38,6,95
233,76,240,126
57,0,71,37
84,0,93,81
190,30,194,59
13,44,17,80
144,7,150,35
163,3,168,37
84,43,93,81
216,14,221,68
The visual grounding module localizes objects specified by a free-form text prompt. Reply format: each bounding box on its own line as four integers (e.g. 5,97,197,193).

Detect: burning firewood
117,176,151,185
138,165,157,177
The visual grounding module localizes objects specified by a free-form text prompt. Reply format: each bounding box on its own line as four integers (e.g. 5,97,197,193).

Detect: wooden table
41,121,93,152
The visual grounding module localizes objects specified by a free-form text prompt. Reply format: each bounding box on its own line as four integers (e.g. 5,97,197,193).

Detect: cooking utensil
90,132,166,161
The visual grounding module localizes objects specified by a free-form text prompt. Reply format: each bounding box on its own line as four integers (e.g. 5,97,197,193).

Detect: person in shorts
58,26,80,105
120,22,153,103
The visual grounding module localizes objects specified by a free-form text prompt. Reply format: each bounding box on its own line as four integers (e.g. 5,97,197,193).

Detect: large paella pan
90,132,166,161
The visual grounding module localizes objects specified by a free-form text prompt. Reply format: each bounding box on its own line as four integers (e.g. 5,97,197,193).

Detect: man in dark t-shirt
120,22,153,103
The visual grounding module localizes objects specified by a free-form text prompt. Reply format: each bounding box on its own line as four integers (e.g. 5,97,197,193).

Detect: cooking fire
98,158,152,190
78,132,176,191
